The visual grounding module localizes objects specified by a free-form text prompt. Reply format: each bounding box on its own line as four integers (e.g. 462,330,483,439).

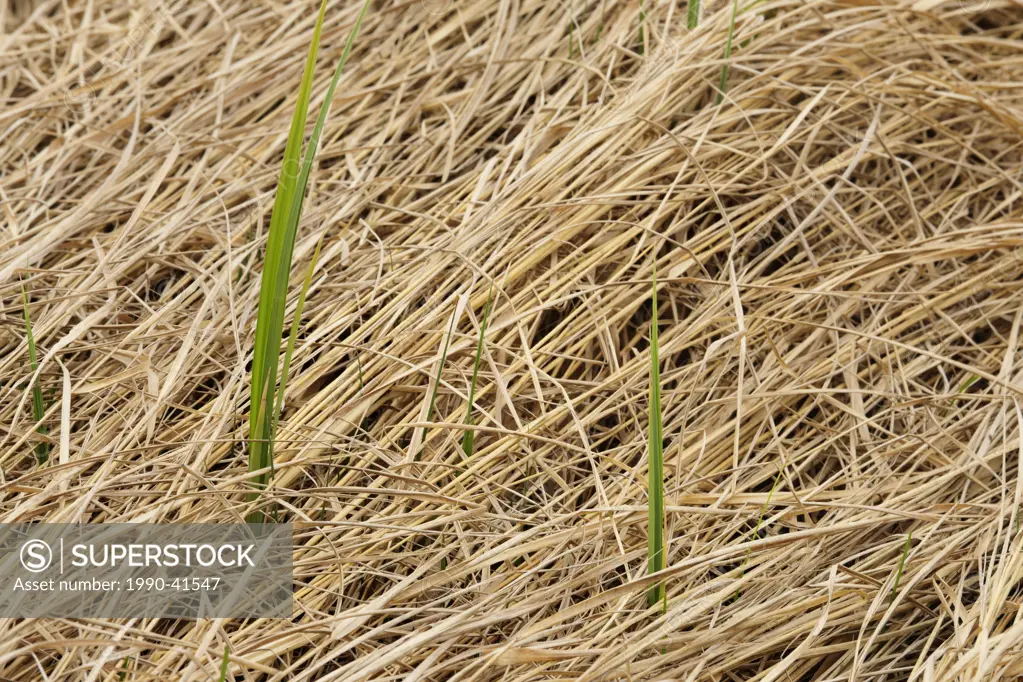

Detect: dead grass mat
4,0,1023,679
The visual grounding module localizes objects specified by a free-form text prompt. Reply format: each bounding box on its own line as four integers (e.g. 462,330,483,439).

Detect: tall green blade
638,1,646,54
647,265,665,609
272,234,323,440
249,0,331,499
687,0,700,28
248,0,371,520
280,0,372,247
716,0,740,104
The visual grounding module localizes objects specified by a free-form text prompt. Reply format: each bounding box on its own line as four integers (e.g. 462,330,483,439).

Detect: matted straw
3,0,1023,679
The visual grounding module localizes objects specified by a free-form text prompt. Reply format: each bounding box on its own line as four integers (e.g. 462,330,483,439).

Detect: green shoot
687,0,700,29
890,531,912,604
958,374,979,393
118,655,133,681
638,1,646,54
248,0,371,520
462,287,493,458
647,265,665,610
21,284,49,463
716,0,740,104
217,644,230,682
271,234,324,437
248,0,330,516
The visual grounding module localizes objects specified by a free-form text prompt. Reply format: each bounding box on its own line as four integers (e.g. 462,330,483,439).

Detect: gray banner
0,524,292,618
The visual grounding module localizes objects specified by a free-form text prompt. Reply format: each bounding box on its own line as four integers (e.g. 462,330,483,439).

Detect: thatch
3,0,1023,678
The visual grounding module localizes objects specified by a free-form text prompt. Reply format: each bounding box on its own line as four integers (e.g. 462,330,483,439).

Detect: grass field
4,0,1023,679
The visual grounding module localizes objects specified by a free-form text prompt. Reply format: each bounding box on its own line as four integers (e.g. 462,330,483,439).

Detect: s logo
20,540,52,573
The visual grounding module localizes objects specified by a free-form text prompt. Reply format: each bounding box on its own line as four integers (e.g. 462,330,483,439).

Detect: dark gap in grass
533,299,581,347
757,241,799,277
628,298,654,353
802,509,826,526
971,326,993,344
195,372,227,400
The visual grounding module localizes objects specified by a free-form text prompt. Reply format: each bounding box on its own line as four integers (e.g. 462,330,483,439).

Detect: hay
3,0,1023,678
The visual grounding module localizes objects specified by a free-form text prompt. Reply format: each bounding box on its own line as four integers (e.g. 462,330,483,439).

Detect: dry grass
3,0,1023,679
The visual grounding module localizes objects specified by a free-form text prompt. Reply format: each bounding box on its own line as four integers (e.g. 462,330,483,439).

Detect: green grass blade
249,0,331,499
462,287,493,459
118,655,133,681
217,644,230,682
890,531,912,603
687,0,700,28
21,284,49,463
638,1,646,54
647,266,665,610
716,0,740,104
271,234,324,439
248,0,371,518
281,0,372,245
259,0,371,464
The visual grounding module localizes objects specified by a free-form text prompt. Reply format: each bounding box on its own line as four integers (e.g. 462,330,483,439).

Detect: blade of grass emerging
271,233,324,438
462,287,493,458
959,374,979,393
217,644,230,682
248,0,330,509
248,0,371,519
647,267,665,610
716,0,740,104
687,0,700,28
21,284,49,463
118,655,133,681
637,1,646,54
890,531,912,603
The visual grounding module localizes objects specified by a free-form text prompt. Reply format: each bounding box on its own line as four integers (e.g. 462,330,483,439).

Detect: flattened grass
5,1,1020,679
20,284,48,463
462,287,493,458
